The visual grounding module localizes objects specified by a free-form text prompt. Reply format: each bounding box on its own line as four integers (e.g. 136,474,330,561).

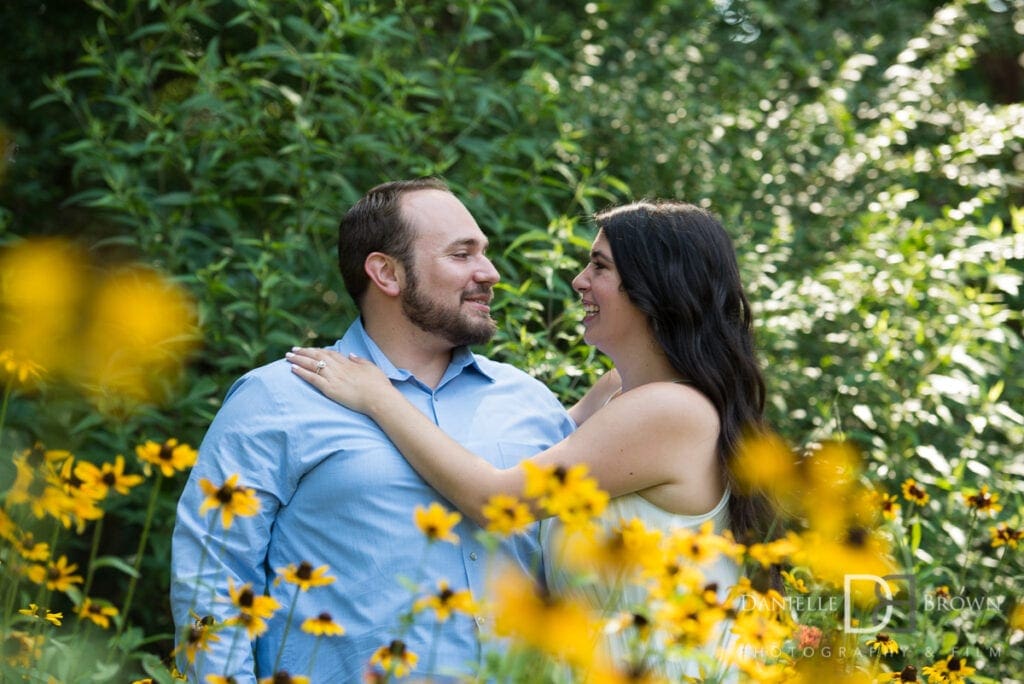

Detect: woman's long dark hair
598,200,775,545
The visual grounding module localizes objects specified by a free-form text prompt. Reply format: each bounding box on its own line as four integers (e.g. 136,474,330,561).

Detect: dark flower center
238,588,254,608
296,562,313,580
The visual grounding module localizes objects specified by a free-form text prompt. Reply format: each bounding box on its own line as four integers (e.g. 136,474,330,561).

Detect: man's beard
400,268,497,347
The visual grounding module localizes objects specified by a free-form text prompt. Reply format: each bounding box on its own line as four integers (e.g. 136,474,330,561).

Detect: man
170,178,574,682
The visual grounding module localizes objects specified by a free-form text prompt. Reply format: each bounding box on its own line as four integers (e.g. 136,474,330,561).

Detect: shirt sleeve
169,371,296,683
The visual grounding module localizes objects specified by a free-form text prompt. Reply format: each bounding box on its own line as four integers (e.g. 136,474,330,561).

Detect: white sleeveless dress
540,489,739,680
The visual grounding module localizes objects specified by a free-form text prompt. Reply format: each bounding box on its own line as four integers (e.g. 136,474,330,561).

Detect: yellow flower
901,478,929,506
227,579,281,621
963,485,1001,516
728,612,791,652
17,603,62,626
747,531,802,568
369,639,419,679
657,590,729,650
866,632,899,655
878,665,919,682
76,598,119,629
1009,602,1024,631
482,494,535,536
731,430,798,502
25,555,83,592
989,523,1022,549
199,474,261,529
921,654,976,683
522,462,608,530
780,569,809,594
6,455,75,522
12,531,50,562
412,580,476,622
0,630,43,668
301,612,346,637
257,674,309,684
795,527,895,604
488,565,602,668
135,438,198,477
173,615,221,665
74,454,144,498
413,502,461,545
0,348,45,385
80,265,198,402
875,490,901,521
277,561,335,591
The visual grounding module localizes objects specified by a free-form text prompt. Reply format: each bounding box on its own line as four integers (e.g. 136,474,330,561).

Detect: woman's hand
286,347,395,415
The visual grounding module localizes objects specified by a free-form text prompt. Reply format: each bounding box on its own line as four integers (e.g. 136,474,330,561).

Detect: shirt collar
340,317,495,385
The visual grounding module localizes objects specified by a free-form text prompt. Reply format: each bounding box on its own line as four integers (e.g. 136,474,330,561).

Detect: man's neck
362,315,454,389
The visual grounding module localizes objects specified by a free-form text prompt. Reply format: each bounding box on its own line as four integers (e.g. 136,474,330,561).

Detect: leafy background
0,0,1021,680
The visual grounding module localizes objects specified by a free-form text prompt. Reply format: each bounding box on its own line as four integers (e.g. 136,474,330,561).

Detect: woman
288,200,772,676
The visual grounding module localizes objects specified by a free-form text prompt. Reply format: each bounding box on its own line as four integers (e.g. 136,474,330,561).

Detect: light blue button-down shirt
170,319,575,683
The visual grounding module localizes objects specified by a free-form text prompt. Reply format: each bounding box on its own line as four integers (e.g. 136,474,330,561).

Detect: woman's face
571,230,647,352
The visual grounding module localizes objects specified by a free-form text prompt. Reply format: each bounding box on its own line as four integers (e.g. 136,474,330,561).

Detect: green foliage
0,0,1021,679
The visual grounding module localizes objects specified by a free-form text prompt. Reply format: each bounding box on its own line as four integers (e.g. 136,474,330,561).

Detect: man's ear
364,252,404,298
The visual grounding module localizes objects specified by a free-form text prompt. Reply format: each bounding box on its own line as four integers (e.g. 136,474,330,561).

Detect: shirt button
475,616,485,626
469,552,478,561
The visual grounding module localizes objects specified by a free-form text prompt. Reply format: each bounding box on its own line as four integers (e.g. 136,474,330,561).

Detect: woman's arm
567,367,621,426
286,348,717,526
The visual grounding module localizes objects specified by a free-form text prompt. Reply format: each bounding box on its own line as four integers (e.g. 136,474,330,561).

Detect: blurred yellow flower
731,430,798,503
12,530,50,562
76,597,119,629
412,580,476,622
901,478,929,506
962,485,1001,516
369,639,419,679
172,615,220,665
301,612,346,637
74,454,145,498
878,665,919,682
796,527,896,605
0,239,86,377
1,630,43,668
523,462,609,530
135,438,198,477
257,673,309,684
728,612,791,652
989,523,1022,549
748,531,802,568
25,554,83,592
277,561,335,591
482,493,535,536
0,347,44,385
413,501,461,544
198,474,260,529
17,603,63,626
80,265,197,402
921,654,976,683
488,564,602,668
866,632,899,655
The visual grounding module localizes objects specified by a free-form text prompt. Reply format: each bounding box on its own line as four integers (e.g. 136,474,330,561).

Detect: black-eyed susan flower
135,438,198,478
488,565,602,668
921,654,976,683
74,454,144,498
989,523,1022,549
866,632,900,656
795,526,896,604
6,456,74,521
25,554,83,592
901,478,929,506
257,672,309,684
747,531,801,568
412,580,476,622
0,348,45,385
413,502,461,544
780,569,809,595
12,531,50,562
731,429,798,502
963,485,1001,516
301,612,345,637
878,665,918,682
276,561,335,592
1,630,42,668
728,612,791,653
369,639,419,679
227,579,281,622
198,474,260,529
481,494,535,536
205,677,238,684
76,597,119,629
875,490,901,521
658,590,729,650
172,615,221,665
522,462,609,530
17,603,62,626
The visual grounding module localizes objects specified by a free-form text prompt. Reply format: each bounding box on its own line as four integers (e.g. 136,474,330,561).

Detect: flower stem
0,377,13,451
117,471,163,637
273,586,301,673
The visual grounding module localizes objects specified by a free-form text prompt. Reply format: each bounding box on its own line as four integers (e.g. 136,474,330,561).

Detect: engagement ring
315,360,326,375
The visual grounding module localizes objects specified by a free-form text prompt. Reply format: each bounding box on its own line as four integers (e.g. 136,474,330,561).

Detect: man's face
398,190,500,347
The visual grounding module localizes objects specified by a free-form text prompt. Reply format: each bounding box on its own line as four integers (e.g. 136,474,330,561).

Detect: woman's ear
364,252,404,298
